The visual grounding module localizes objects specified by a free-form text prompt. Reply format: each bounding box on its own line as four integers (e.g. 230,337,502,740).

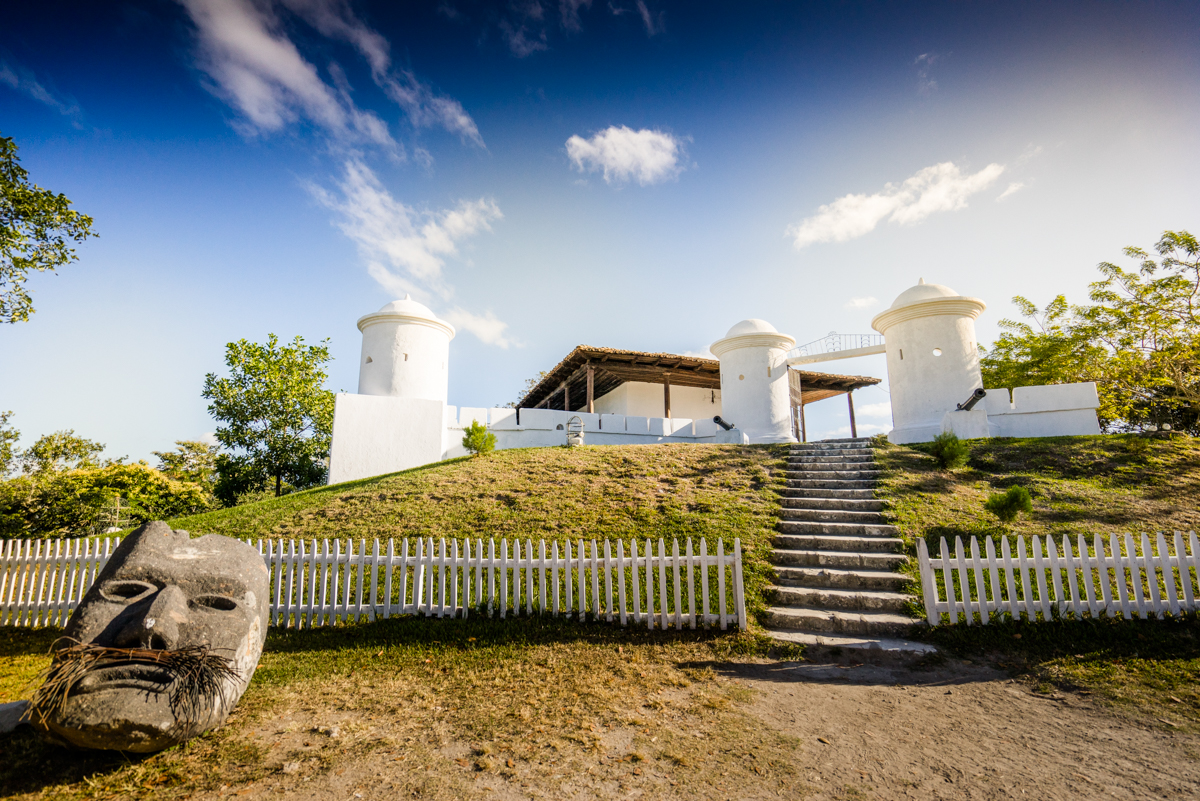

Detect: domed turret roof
356,294,456,338
887,278,961,309
724,318,779,338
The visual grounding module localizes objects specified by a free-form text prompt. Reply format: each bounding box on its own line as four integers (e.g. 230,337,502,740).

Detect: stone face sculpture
32,521,269,752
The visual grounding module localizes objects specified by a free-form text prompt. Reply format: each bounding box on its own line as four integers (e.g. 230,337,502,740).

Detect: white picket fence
0,536,747,631
917,531,1200,625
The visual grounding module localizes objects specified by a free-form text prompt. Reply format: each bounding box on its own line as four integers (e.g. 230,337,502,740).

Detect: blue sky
2,0,1198,460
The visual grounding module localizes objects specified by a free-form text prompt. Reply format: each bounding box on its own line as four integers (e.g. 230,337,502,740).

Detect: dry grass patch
0,617,806,800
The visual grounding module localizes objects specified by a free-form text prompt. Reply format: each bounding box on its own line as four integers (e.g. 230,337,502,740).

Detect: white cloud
844,296,879,309
787,161,1005,249
0,61,84,126
636,0,663,35
176,0,482,149
443,307,518,349
914,52,940,94
566,126,684,185
308,159,508,345
855,402,893,419
560,0,593,31
499,20,549,57
997,182,1024,201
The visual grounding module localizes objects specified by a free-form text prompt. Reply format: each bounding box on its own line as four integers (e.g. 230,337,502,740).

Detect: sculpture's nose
115,585,189,650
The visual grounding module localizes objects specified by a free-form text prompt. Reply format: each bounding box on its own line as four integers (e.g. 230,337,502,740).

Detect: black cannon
956,388,987,411
713,415,735,431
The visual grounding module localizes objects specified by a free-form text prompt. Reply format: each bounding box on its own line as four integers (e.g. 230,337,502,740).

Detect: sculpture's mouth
71,663,174,695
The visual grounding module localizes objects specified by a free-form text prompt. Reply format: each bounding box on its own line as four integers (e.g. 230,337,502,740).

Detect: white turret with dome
871,279,987,444
710,318,797,443
356,295,456,402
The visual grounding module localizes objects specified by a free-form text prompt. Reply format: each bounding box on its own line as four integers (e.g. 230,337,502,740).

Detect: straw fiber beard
35,522,269,752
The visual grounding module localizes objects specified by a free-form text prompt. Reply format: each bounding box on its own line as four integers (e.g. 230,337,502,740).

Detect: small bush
929,432,970,469
462,420,497,456
985,485,1033,523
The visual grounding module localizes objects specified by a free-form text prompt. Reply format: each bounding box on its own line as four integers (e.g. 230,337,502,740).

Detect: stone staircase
765,437,925,645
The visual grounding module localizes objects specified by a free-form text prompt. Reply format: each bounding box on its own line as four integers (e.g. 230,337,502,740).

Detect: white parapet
327,393,447,484
985,382,1101,438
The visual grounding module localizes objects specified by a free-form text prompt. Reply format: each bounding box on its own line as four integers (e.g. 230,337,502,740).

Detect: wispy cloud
499,20,549,57
997,182,1024,201
308,159,510,345
443,307,517,348
176,0,482,150
855,402,893,419
0,61,84,127
844,296,879,309
559,0,593,32
914,52,940,95
787,161,1005,249
635,1,664,35
566,126,684,185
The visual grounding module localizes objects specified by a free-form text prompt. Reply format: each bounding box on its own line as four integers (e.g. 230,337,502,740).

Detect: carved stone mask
35,521,269,752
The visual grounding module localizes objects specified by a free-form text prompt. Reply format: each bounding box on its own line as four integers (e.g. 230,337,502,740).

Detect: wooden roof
519,346,880,411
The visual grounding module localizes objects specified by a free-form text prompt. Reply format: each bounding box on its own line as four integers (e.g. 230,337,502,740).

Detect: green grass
875,433,1200,721
168,443,789,622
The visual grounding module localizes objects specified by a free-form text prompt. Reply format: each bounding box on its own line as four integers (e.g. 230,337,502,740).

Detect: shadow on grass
0,627,61,659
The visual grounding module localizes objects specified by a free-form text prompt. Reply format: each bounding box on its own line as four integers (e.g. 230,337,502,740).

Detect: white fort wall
591,381,721,421
327,394,746,484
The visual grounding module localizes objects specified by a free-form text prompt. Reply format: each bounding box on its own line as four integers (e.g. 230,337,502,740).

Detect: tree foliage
202,334,335,502
927,431,970,469
0,463,208,538
981,230,1200,432
153,440,218,502
19,430,107,475
0,134,97,324
984,485,1033,524
0,411,18,477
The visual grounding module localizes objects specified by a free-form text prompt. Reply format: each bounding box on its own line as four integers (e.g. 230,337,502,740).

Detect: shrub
462,420,496,456
985,485,1034,523
929,432,970,469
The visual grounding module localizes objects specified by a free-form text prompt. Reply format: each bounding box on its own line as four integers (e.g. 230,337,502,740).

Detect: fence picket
969,536,988,624
657,539,669,630
1176,532,1194,611
940,538,957,625
644,538,654,630
604,540,614,624
717,539,728,631
698,539,709,626
953,536,973,625
1157,532,1180,616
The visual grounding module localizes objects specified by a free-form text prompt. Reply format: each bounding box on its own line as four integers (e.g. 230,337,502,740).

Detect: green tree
153,440,218,488
462,420,497,456
19,430,107,474
0,411,18,477
981,230,1200,432
0,134,97,323
202,334,335,501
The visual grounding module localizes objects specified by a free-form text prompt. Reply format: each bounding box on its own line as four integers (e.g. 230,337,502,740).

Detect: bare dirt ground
179,648,1200,801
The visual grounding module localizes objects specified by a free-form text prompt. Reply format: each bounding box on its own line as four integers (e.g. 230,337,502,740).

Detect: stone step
781,497,884,511
792,439,872,449
787,454,876,465
780,507,885,524
773,565,911,591
777,520,900,537
764,606,921,636
774,533,904,553
763,628,937,654
783,487,878,500
784,469,881,480
772,548,908,570
787,478,878,490
768,585,913,612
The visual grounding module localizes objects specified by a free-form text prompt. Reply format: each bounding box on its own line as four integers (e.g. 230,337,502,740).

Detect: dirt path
727,651,1200,800
185,650,1200,801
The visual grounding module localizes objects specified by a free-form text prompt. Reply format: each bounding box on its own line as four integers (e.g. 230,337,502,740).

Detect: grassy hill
170,443,790,620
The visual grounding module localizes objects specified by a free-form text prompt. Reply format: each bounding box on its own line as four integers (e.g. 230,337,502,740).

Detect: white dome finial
919,277,925,285
404,293,411,300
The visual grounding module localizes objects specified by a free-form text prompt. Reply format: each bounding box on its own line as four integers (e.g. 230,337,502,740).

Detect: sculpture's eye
100,581,155,603
192,595,239,611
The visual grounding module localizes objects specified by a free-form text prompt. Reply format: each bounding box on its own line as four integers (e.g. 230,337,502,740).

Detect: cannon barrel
956,388,987,412
713,415,735,431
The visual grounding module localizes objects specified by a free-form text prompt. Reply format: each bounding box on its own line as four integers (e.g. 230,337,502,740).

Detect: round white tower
356,295,456,401
870,279,986,444
710,319,797,443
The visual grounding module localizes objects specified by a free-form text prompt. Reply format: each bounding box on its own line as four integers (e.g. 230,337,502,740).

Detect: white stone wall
984,383,1102,438
591,381,721,421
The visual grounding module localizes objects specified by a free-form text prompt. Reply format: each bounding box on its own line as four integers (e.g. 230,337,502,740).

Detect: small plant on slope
462,420,496,456
985,485,1033,523
929,431,970,469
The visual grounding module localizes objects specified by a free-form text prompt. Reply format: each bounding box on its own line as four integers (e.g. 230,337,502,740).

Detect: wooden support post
792,404,801,442
586,363,594,414
800,403,807,443
663,373,672,419
847,391,857,438
561,381,569,412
